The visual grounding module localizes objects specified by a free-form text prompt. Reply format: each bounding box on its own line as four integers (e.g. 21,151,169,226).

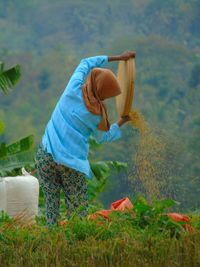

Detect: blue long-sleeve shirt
42,56,121,178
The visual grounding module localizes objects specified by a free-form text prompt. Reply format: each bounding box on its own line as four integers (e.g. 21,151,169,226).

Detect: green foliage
87,137,126,200
88,136,101,152
0,61,34,177
89,161,127,201
130,196,182,235
0,197,199,267
0,135,34,158
88,137,128,201
0,151,35,177
0,133,35,177
91,161,127,181
0,121,5,134
0,62,21,93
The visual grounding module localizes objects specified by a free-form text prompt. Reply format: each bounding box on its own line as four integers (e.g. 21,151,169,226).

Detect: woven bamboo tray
116,58,136,116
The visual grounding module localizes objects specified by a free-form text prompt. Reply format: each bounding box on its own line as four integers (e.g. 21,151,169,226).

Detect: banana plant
88,137,127,201
0,61,34,176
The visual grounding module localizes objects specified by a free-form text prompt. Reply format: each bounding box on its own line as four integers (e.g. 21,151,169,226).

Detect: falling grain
129,110,166,200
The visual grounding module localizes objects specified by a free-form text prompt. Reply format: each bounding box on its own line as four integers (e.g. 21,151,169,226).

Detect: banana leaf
88,160,127,200
0,150,35,176
0,62,21,93
0,135,34,158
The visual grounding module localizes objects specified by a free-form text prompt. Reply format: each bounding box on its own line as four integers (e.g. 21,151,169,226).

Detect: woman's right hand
120,51,136,61
108,51,136,62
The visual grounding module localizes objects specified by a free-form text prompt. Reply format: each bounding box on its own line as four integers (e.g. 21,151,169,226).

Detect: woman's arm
72,56,108,82
92,123,122,144
71,51,136,83
108,51,136,62
92,116,131,144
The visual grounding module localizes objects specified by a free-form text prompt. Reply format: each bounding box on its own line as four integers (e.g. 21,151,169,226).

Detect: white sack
2,171,39,222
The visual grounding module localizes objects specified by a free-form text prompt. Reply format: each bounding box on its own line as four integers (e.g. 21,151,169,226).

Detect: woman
36,51,136,225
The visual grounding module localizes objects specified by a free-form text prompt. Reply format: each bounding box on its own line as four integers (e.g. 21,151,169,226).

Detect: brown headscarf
82,68,121,131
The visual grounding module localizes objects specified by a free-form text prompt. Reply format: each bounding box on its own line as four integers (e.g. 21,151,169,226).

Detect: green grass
0,196,200,267
0,218,200,267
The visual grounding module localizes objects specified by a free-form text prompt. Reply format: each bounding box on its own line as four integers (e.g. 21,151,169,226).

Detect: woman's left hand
117,115,131,127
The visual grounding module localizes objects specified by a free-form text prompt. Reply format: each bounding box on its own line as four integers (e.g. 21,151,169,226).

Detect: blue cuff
110,123,122,140
103,56,108,67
